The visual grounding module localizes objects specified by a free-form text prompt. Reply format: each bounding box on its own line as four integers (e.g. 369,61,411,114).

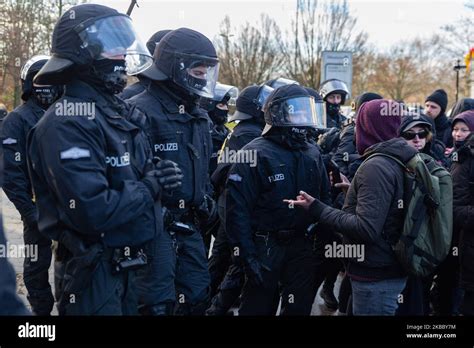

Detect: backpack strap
357,153,410,180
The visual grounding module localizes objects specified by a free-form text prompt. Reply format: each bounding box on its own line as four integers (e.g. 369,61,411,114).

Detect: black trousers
461,290,474,316
22,220,54,315
239,233,315,316
208,222,232,298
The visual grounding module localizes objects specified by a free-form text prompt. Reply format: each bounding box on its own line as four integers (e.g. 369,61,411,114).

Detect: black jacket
119,76,151,100
209,123,230,175
333,123,360,177
327,112,347,130
225,136,331,259
27,80,159,248
127,82,213,211
211,119,263,189
0,158,29,315
227,120,263,151
1,98,44,225
434,113,453,148
451,133,474,291
313,138,417,280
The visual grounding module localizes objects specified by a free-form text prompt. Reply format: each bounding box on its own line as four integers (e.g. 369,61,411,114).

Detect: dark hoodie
452,110,474,133
434,113,453,148
450,98,474,119
451,132,474,291
313,138,417,280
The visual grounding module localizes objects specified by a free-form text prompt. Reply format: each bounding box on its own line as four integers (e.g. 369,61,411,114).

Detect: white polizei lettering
105,152,130,167
268,173,285,183
154,143,178,152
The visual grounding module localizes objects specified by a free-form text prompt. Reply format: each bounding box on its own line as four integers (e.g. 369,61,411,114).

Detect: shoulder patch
228,173,243,182
2,138,17,145
60,147,91,160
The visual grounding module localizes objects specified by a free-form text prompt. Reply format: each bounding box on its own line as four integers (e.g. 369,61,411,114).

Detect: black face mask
326,103,341,117
81,59,128,95
209,107,228,125
163,80,201,107
186,73,207,91
454,140,466,149
266,127,308,150
33,85,62,108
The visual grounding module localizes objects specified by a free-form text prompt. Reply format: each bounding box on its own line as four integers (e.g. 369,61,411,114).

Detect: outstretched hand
283,191,315,211
334,173,351,194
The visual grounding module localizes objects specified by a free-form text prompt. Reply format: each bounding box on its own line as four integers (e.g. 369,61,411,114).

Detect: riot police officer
225,84,331,315
201,82,238,175
319,79,350,129
27,4,181,315
119,29,172,100
127,27,218,315
200,83,238,252
1,55,63,315
206,83,273,315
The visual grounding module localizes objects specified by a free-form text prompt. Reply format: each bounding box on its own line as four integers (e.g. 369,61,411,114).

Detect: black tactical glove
23,209,38,230
195,194,217,224
243,256,264,287
142,160,183,198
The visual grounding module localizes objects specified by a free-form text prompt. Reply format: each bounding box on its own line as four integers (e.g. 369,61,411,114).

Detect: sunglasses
402,129,428,140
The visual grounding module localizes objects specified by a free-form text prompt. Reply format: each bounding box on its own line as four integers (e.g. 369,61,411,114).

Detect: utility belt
255,229,301,245
163,206,198,235
110,247,147,275
56,230,148,295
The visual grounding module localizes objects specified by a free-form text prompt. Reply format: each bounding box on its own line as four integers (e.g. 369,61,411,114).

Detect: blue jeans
351,277,407,315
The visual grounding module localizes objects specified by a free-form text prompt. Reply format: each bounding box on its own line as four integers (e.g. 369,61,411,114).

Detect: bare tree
437,1,474,98
284,0,368,89
351,45,379,97
214,14,287,89
0,0,81,108
367,38,455,103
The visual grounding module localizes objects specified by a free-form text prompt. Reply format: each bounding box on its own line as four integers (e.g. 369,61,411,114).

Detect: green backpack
362,152,453,277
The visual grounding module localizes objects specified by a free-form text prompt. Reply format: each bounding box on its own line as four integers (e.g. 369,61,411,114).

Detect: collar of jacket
435,113,450,130
147,82,209,123
64,79,128,119
25,97,47,115
64,79,138,133
457,133,474,160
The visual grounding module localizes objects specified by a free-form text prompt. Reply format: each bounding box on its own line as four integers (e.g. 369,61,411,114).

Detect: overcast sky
95,0,467,51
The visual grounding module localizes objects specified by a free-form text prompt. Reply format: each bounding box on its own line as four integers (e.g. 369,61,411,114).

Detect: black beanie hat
352,92,383,111
425,89,448,115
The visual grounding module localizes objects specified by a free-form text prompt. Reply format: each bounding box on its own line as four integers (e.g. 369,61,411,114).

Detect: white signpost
320,51,353,98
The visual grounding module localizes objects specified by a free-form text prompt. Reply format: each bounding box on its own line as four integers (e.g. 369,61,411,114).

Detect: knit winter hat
425,89,448,115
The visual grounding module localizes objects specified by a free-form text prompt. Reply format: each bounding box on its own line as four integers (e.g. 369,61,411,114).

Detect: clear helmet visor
270,96,326,128
256,85,274,107
270,77,299,89
214,83,239,112
76,15,152,75
214,83,239,102
172,52,219,98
